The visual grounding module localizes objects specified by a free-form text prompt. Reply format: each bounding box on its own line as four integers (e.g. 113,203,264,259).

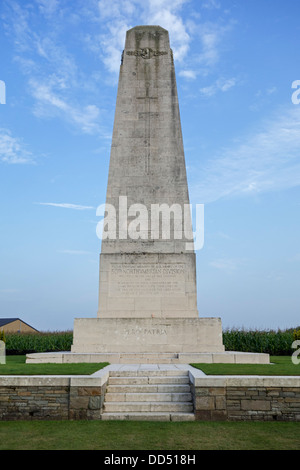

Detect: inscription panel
109,263,185,297
124,327,167,336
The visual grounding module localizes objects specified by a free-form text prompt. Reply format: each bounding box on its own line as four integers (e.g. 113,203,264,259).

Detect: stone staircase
101,368,195,421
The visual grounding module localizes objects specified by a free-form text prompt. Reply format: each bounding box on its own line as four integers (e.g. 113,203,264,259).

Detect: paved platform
26,350,270,364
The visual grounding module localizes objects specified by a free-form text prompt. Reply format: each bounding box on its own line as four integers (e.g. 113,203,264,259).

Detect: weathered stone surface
98,253,199,319
71,317,224,353
1,365,300,421
101,26,192,254
101,367,195,420
95,25,199,321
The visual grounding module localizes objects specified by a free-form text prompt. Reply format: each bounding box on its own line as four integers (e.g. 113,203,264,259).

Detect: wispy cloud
0,129,35,164
82,0,235,88
190,105,300,203
249,86,279,112
195,21,233,72
200,77,238,97
35,202,94,210
29,79,100,134
37,0,59,18
3,0,234,107
173,10,234,80
201,0,221,9
146,0,191,62
179,70,197,80
84,0,192,75
3,0,102,134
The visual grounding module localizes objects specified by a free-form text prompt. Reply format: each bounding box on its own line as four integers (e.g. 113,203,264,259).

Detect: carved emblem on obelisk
126,47,168,59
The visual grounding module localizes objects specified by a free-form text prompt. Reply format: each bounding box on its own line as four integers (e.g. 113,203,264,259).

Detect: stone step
108,369,189,377
105,392,192,402
107,384,191,393
103,401,193,413
101,368,194,421
108,375,190,385
101,412,195,421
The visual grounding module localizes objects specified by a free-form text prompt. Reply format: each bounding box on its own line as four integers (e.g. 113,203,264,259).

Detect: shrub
293,329,300,341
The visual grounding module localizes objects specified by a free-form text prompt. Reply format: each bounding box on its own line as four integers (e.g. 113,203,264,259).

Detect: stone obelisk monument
71,26,225,360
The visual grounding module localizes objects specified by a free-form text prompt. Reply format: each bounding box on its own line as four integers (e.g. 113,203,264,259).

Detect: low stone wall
0,375,108,421
189,374,300,421
1,369,300,421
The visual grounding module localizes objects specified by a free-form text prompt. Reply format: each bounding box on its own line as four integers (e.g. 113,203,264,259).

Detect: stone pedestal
71,317,224,354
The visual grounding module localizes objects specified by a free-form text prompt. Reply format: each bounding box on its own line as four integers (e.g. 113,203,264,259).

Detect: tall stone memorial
71,26,225,361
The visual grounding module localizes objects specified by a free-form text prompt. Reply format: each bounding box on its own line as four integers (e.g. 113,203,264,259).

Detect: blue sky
0,0,299,331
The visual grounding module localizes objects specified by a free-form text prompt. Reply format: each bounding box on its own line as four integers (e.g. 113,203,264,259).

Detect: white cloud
87,0,191,74
200,77,237,96
267,86,277,95
36,203,94,210
179,70,197,80
219,78,237,92
94,21,131,75
201,0,221,9
29,79,100,134
4,1,101,134
146,6,190,62
3,1,31,52
196,21,233,70
37,0,59,17
0,129,34,164
190,106,300,203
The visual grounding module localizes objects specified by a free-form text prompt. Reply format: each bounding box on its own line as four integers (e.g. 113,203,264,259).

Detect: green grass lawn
0,356,300,450
0,355,299,375
191,356,300,375
0,420,299,450
0,355,108,375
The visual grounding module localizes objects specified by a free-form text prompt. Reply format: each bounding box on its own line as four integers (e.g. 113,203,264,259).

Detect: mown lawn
0,355,299,375
0,356,300,450
0,420,299,450
191,356,300,375
0,356,108,375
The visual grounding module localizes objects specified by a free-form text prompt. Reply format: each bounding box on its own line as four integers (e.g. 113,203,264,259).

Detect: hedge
223,328,300,356
2,328,300,356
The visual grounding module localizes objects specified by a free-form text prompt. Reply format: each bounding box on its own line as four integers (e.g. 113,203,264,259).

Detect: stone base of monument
25,317,270,364
70,317,225,354
26,350,269,364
